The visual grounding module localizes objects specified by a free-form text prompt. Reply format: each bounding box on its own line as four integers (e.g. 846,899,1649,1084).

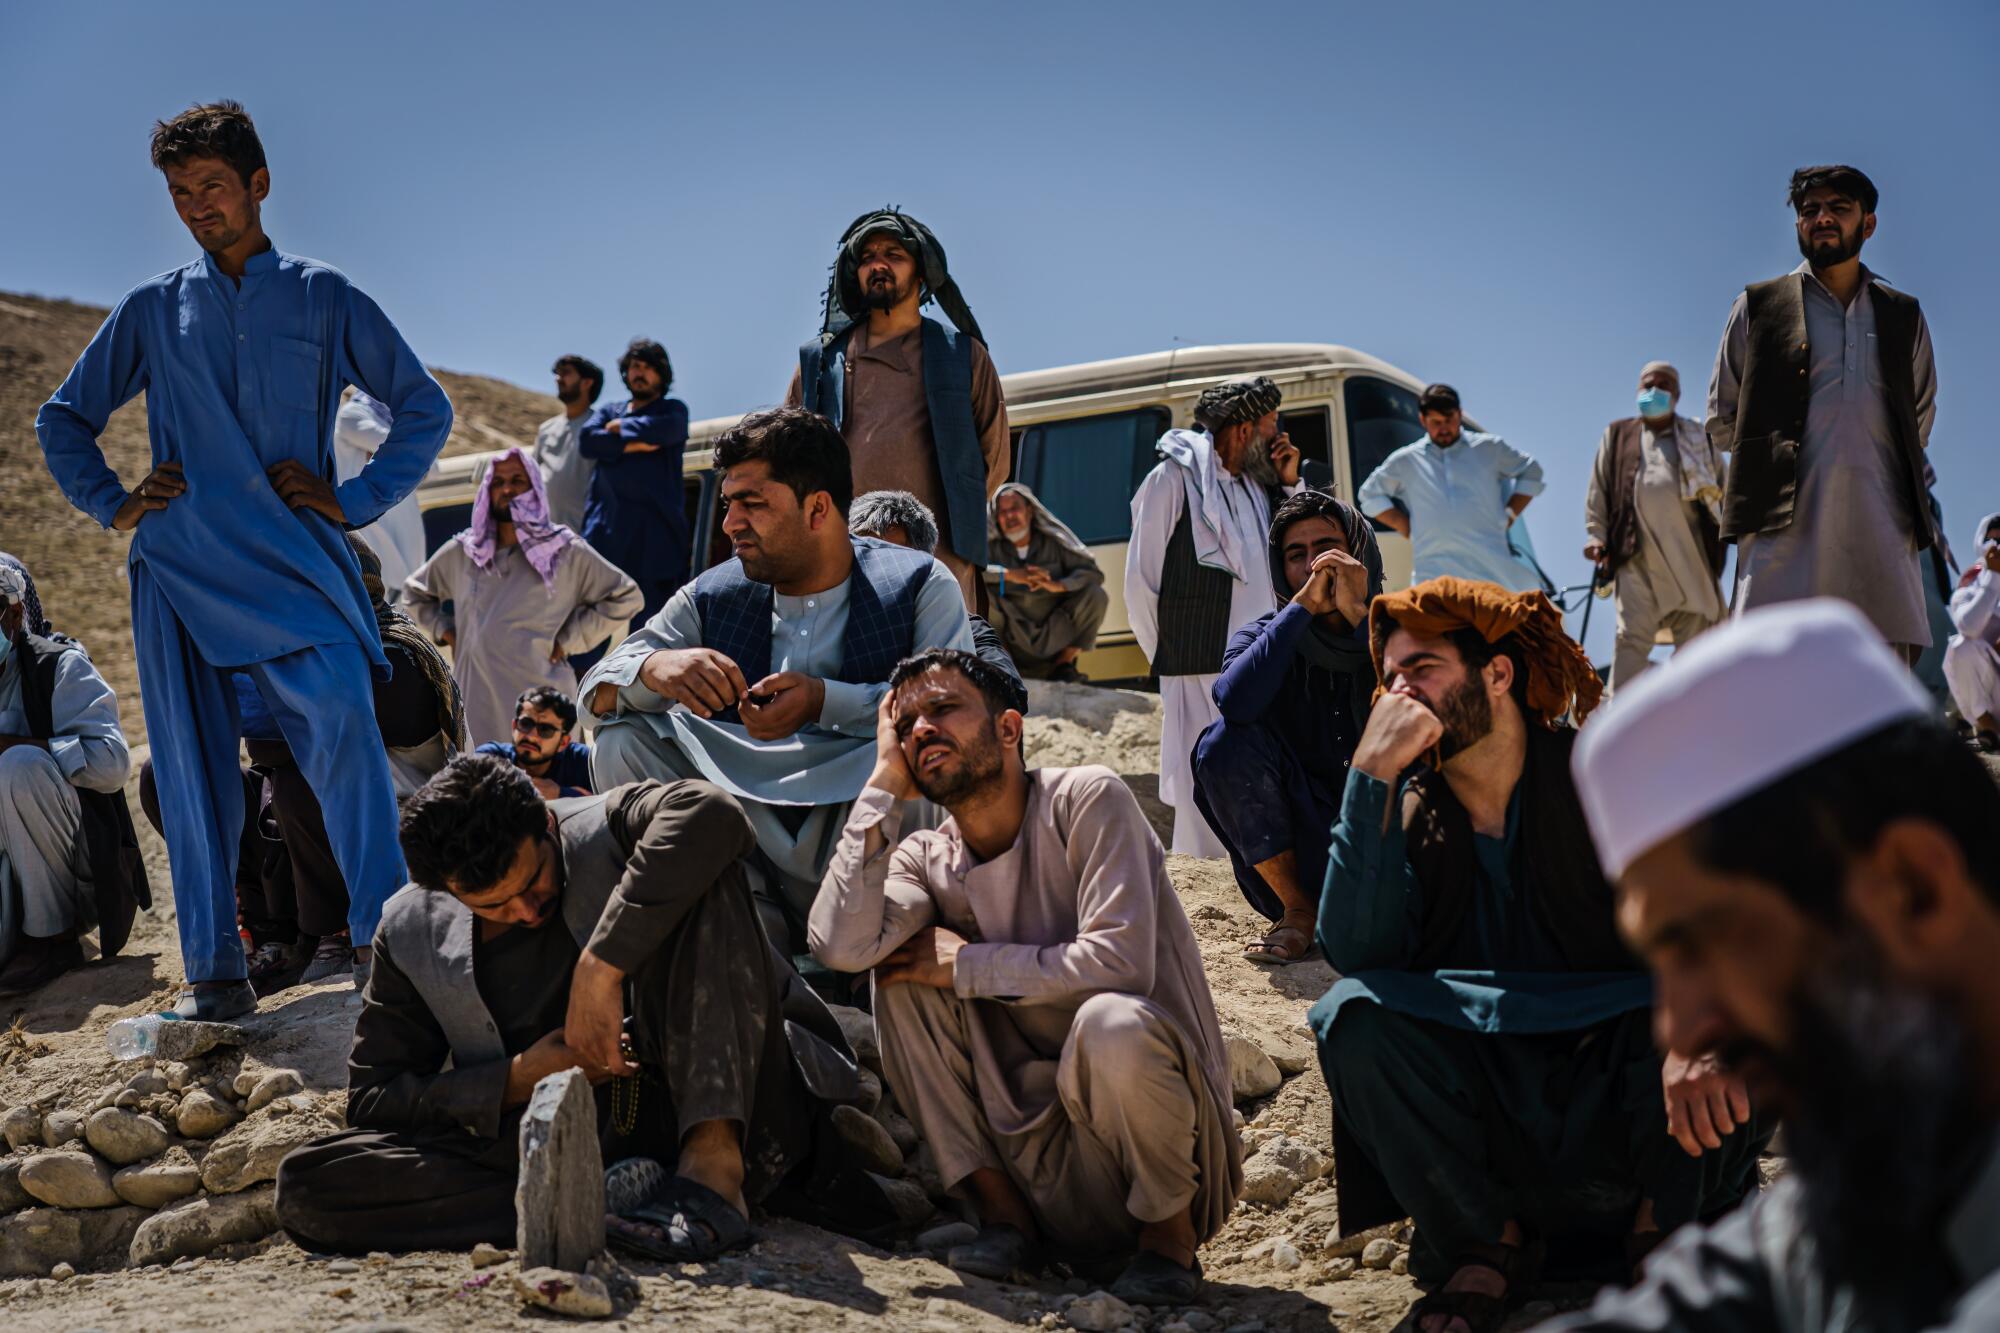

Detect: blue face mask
1636,387,1674,418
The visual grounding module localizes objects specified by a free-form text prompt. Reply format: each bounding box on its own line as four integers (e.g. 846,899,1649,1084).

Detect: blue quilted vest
797,317,988,569
689,535,934,724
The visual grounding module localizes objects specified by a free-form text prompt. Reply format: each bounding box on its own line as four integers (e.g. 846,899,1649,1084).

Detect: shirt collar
1791,258,1883,293
1946,1129,2000,1284
241,244,279,276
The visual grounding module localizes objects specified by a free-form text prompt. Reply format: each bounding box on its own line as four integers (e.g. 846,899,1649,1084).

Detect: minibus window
1279,406,1334,492
1015,407,1170,545
1344,376,1424,509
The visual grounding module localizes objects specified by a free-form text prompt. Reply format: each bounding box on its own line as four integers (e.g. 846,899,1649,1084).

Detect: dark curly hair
889,647,1027,718
618,338,673,395
1789,164,1879,215
713,407,854,515
150,100,266,187
400,754,547,895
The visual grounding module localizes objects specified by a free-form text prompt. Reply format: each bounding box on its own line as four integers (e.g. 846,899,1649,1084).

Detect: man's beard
1798,222,1865,268
194,222,245,255
1236,431,1281,488
863,275,909,312
556,383,581,405
911,722,1005,805
1727,936,1980,1321
1432,675,1494,759
491,500,513,522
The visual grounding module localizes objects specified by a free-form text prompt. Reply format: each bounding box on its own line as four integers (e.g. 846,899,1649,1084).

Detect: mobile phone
746,690,776,707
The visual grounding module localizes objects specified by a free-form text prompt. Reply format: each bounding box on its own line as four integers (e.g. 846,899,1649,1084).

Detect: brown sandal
1244,915,1321,965
1394,1236,1544,1333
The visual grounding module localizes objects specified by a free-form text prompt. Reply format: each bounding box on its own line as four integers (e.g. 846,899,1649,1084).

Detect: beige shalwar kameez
808,765,1241,1253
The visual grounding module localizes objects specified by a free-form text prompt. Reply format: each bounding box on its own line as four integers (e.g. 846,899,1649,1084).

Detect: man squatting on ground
0,557,140,996
580,409,971,956
1311,577,1768,1333
983,482,1109,681
34,101,452,1018
1945,512,2000,748
276,753,870,1261
1547,600,2000,1331
810,649,1241,1306
1192,489,1380,966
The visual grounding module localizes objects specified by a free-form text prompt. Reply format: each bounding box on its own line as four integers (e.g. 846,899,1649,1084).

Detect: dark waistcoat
1600,418,1725,579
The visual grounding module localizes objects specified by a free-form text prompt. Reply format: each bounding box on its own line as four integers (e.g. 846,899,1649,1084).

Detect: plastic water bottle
105,1013,181,1060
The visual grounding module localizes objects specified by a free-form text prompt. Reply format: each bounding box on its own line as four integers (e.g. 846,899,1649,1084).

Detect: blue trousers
1190,715,1340,923
133,566,405,983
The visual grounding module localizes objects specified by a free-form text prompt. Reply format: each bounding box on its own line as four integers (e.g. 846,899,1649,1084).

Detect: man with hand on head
1546,599,2000,1330
581,409,972,954
810,649,1240,1306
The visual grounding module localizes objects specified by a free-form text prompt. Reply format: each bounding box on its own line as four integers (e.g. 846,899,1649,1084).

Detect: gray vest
374,795,620,1068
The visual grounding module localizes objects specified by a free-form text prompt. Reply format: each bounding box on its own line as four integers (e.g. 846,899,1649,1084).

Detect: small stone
872,1106,920,1157
1360,1237,1397,1270
1231,1109,1246,1131
854,1066,883,1113
513,1266,613,1318
41,1110,86,1148
18,1151,121,1209
162,1064,192,1092
281,1092,319,1117
825,1004,881,1071
1237,1135,1325,1208
329,1260,360,1274
244,1070,304,1113
0,1158,30,1212
129,1187,280,1267
123,1071,169,1098
114,1091,143,1109
1269,1239,1302,1271
1065,1290,1136,1332
869,1172,933,1226
1224,1036,1282,1102
830,1104,902,1176
88,1086,121,1113
1390,1252,1408,1275
514,1069,604,1273
51,1262,75,1281
914,1221,978,1252
85,1108,173,1166
233,1072,259,1098
113,1149,203,1208
1318,1257,1357,1281
1,1107,41,1150
175,1090,240,1140
470,1242,509,1269
171,1257,200,1272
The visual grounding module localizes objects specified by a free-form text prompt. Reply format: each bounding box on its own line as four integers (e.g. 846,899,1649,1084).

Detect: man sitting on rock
982,482,1108,681
274,753,868,1260
809,649,1241,1305
1311,578,1770,1333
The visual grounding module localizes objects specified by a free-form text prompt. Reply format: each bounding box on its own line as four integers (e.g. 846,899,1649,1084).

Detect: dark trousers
275,866,810,1254
139,760,295,946
1319,1004,1771,1283
1190,716,1341,922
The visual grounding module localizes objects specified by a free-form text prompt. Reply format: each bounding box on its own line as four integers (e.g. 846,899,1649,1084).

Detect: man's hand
624,439,663,454
549,640,564,665
876,926,966,989
439,628,456,650
530,775,561,800
1662,1051,1751,1157
1352,691,1444,782
1015,565,1062,594
868,689,918,801
267,460,347,524
1984,543,2000,574
1269,432,1301,487
740,672,825,741
638,648,748,718
1583,542,1608,566
111,462,186,531
502,1029,603,1107
1315,548,1372,626
1506,493,1533,527
563,950,634,1078
1373,509,1411,539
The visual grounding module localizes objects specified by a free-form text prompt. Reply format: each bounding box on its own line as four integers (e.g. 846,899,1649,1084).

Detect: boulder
112,1149,203,1208
872,1105,920,1157
244,1070,304,1113
1,1107,41,1151
1360,1237,1398,1270
915,1220,978,1253
40,1111,85,1149
0,1158,30,1213
513,1266,613,1318
1224,1035,1282,1102
514,1069,603,1273
1238,1135,1325,1208
825,1003,881,1072
200,1108,335,1194
128,1185,279,1267
175,1090,240,1140
868,1171,933,1226
0,1204,149,1277
84,1108,173,1166
470,1241,510,1269
830,1104,903,1176
1065,1290,1136,1332
18,1152,121,1209
145,1020,246,1063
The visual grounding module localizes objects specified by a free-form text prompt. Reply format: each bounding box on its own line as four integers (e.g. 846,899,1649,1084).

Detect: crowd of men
14,96,2000,1331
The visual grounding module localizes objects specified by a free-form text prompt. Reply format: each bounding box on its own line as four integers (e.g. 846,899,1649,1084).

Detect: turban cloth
1369,576,1602,727
821,209,984,346
1194,376,1283,429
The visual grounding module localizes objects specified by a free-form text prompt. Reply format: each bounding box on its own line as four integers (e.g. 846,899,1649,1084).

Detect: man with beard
1358,384,1545,590
581,409,972,955
1705,165,1939,660
275,753,874,1262
1546,598,2000,1330
533,354,605,533
404,448,640,746
1191,490,1379,965
1310,577,1769,1333
35,101,452,1020
580,339,692,630
1126,377,1302,857
808,649,1240,1305
786,210,1010,608
1945,513,2000,748
476,686,595,799
983,483,1108,681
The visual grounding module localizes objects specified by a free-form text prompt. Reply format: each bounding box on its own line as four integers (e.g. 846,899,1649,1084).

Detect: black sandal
1393,1237,1543,1333
606,1177,752,1263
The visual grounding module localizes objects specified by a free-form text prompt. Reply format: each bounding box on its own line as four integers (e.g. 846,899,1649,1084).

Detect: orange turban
1369,576,1602,726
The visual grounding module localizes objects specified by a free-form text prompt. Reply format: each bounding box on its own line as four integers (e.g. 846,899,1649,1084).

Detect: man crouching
809,649,1241,1305
277,753,867,1260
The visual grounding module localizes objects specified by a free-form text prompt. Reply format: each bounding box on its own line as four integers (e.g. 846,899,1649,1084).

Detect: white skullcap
1572,599,1932,880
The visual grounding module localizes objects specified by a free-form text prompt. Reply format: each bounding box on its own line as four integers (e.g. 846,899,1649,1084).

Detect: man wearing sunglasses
476,686,592,800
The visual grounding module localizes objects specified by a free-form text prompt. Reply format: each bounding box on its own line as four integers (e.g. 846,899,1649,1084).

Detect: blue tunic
36,246,452,669
578,396,691,592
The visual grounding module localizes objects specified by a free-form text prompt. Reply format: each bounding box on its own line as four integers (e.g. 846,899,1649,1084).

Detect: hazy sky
4,0,1994,661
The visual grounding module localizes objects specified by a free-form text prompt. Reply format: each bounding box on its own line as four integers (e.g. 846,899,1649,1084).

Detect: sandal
604,1156,670,1216
605,1177,752,1263
1243,915,1321,966
1393,1236,1543,1333
300,933,354,985
1110,1249,1203,1306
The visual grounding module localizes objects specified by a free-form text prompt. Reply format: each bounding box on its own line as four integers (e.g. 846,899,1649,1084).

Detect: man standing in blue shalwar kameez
34,101,452,1018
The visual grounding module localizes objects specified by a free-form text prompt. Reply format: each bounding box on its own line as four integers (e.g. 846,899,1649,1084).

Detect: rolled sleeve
1356,462,1400,518
46,651,131,793
1493,436,1545,497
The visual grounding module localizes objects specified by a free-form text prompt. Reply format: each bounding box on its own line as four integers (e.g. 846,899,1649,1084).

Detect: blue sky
4,0,1995,662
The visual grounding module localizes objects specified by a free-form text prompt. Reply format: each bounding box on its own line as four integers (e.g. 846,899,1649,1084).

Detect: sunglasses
513,717,565,740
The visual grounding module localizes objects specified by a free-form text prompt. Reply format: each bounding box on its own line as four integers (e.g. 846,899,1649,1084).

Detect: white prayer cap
1573,599,1932,881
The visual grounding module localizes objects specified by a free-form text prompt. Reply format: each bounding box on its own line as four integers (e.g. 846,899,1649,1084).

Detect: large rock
513,1266,613,1318
1225,1034,1283,1102
1,1107,41,1151
1238,1134,1326,1208
244,1070,304,1113
515,1069,603,1272
84,1108,173,1166
18,1151,121,1209
0,1157,30,1212
176,1089,240,1140
830,1104,903,1176
40,1111,85,1148
128,1185,279,1267
825,1003,882,1072
146,1019,247,1063
113,1149,203,1208
1229,1024,1315,1076
200,1108,335,1194
869,1171,934,1226
0,1204,149,1277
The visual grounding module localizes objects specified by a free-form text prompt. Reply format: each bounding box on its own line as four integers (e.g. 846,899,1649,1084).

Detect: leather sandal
1393,1235,1544,1333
